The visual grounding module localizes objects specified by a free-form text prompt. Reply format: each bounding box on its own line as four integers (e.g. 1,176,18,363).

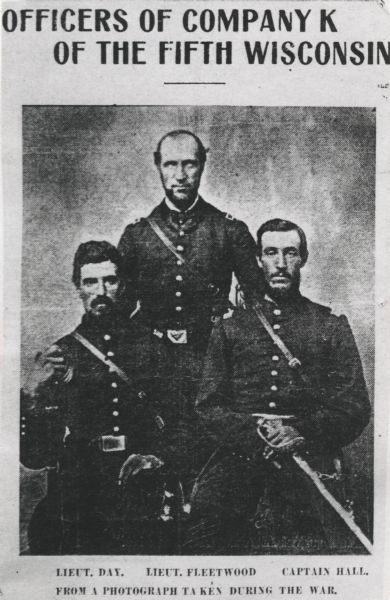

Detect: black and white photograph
20,105,374,557
2,2,390,596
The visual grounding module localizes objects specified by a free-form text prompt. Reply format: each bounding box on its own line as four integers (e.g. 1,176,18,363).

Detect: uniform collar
79,309,127,336
262,290,303,310
164,195,199,213
78,305,152,343
129,300,141,320
264,293,277,305
154,196,207,231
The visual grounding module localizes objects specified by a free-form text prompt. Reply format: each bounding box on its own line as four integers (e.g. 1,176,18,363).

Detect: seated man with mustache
185,218,371,555
20,241,191,554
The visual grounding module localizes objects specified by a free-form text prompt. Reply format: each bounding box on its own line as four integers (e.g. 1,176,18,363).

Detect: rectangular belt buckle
100,435,126,452
167,329,188,344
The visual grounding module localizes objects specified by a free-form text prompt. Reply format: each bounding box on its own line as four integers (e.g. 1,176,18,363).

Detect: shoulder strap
146,217,221,299
147,217,184,263
71,331,165,430
71,331,133,387
251,300,302,371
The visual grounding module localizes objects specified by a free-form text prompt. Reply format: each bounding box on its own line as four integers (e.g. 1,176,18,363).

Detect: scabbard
292,453,373,554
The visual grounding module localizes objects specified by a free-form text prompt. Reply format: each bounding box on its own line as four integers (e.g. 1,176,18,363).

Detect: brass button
113,426,119,433
106,351,114,357
112,411,119,417
112,397,119,403
177,260,183,266
272,355,279,362
176,245,184,252
175,306,183,312
271,370,278,376
269,401,276,409
273,309,281,316
179,230,185,237
104,334,111,341
273,324,281,331
111,382,118,388
176,275,183,282
270,385,278,392
175,291,182,297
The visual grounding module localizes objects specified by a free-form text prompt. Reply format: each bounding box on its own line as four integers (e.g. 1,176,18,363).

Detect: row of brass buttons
104,333,121,434
269,307,282,409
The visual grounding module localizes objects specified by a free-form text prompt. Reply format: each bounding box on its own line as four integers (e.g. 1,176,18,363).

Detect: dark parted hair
72,241,123,287
154,129,208,166
256,218,309,264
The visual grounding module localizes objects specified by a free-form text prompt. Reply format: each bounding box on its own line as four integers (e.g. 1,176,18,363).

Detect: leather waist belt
153,325,212,345
63,435,129,454
90,435,128,453
152,327,187,344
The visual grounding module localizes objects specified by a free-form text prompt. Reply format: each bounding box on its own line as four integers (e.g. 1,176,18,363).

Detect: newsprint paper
1,1,390,599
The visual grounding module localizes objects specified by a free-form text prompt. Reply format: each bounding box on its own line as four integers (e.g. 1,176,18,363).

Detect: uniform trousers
184,446,365,555
29,443,184,555
156,328,214,496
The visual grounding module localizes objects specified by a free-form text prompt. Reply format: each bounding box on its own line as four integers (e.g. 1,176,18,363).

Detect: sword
292,453,373,554
255,416,373,554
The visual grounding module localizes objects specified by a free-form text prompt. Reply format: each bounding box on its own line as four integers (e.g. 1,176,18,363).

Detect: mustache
271,272,292,280
90,295,114,309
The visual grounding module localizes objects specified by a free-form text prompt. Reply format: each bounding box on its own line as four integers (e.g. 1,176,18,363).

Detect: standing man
118,130,264,402
185,218,371,555
21,241,190,554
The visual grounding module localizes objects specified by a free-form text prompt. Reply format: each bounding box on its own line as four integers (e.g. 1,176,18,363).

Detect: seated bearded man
184,219,371,555
21,241,197,554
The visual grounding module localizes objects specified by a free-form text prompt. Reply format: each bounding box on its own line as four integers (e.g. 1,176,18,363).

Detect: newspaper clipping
1,1,390,599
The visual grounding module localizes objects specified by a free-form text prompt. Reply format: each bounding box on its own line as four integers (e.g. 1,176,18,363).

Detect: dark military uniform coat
185,294,371,555
20,310,199,554
118,197,264,342
196,294,370,449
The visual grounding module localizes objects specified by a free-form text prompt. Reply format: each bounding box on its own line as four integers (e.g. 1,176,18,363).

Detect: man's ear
256,255,263,269
301,251,309,267
117,278,125,296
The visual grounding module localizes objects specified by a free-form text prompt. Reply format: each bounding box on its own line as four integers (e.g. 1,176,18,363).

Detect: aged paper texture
1,1,390,599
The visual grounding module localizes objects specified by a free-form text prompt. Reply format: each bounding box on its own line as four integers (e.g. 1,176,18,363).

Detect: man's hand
118,454,164,486
258,418,305,454
24,344,68,398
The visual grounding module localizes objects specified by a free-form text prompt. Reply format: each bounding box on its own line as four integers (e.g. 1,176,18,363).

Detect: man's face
157,134,203,208
260,230,304,298
78,261,121,317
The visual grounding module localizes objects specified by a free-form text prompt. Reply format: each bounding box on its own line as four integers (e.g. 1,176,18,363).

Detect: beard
264,273,300,303
89,295,115,318
165,186,198,211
